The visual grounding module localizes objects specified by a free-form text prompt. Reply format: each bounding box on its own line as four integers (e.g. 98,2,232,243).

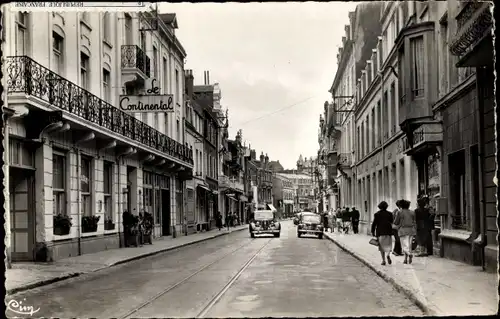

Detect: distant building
267,160,284,173
272,174,294,217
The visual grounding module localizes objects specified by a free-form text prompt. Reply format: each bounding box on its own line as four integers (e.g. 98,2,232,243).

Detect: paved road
6,221,422,318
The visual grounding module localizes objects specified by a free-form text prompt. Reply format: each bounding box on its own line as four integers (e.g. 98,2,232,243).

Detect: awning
267,204,277,212
228,195,237,201
197,184,210,192
239,195,248,202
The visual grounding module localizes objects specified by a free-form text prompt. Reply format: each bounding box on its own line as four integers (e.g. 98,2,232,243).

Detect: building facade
441,0,495,271
193,75,219,229
4,10,193,261
318,1,496,272
244,149,275,211
184,69,208,233
219,131,247,223
272,174,294,217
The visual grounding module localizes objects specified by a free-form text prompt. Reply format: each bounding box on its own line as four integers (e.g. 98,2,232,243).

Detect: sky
159,2,358,169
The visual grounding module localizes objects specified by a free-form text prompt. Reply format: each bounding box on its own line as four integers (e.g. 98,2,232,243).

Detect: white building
3,8,193,262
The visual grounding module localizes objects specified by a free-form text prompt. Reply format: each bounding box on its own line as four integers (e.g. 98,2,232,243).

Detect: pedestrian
216,212,223,230
225,213,230,230
371,201,394,265
122,210,132,247
393,199,416,264
142,211,153,244
322,212,329,232
391,200,403,256
138,212,144,247
415,195,434,256
351,207,360,234
336,209,343,233
342,207,351,234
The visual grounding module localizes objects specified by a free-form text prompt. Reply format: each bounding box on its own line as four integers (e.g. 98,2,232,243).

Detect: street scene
6,222,424,318
3,1,498,318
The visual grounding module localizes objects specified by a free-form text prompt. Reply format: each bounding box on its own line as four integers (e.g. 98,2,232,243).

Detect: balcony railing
450,2,493,57
6,56,192,165
218,175,244,192
121,45,151,78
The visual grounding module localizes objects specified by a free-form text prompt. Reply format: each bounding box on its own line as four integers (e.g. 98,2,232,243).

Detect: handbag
369,237,379,246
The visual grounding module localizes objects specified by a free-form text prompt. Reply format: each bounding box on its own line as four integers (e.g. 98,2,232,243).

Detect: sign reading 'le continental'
119,79,175,113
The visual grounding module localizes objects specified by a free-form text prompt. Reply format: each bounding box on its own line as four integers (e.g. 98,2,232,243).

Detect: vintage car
297,212,323,239
249,210,281,238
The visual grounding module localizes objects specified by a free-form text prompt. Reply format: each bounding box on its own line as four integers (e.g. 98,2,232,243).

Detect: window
390,82,397,134
162,57,168,94
398,47,406,105
102,12,111,42
399,159,406,199
124,14,132,45
439,16,449,96
53,152,66,217
81,12,90,24
15,12,28,55
410,36,424,98
175,178,183,225
143,171,153,219
153,46,158,78
175,69,180,105
140,32,146,52
383,91,389,140
449,150,466,229
470,145,480,234
366,114,371,152
176,119,180,142
103,69,111,102
371,108,375,147
52,32,63,74
81,156,92,217
80,52,89,90
103,161,113,222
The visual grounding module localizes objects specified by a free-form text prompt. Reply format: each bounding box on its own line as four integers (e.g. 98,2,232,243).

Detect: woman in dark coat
415,195,431,256
371,201,394,266
216,212,223,230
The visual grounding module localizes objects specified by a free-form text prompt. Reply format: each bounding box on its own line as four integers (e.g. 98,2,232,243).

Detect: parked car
297,212,323,239
249,210,281,238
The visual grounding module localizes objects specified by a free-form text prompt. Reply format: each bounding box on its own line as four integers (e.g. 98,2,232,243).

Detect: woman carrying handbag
393,199,417,264
371,201,394,265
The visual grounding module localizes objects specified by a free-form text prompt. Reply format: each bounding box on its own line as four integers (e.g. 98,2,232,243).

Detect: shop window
449,150,467,230
103,161,113,222
81,156,92,217
470,145,480,234
53,152,66,216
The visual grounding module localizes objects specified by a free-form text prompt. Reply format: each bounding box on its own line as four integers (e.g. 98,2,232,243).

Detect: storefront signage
119,79,174,113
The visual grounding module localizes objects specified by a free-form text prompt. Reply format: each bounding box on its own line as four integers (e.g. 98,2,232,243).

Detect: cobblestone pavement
6,221,422,318
323,231,498,316
6,225,248,294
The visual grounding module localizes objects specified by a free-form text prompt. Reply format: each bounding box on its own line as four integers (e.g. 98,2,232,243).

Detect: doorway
10,167,35,261
161,189,171,236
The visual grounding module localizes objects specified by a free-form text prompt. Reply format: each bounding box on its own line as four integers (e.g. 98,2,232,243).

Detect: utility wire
233,95,321,127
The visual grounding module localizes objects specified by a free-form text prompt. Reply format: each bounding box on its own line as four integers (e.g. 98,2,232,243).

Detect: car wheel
274,233,280,238
251,233,255,238
297,232,301,238
318,234,323,239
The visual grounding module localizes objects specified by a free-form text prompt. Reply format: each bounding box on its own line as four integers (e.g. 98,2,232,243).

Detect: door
10,168,35,261
161,189,171,236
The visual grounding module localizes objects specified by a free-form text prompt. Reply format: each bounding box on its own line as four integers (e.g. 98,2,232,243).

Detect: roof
158,13,178,29
276,173,312,180
194,85,213,93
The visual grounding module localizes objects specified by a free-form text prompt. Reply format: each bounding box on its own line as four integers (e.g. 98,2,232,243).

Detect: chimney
265,153,269,165
185,69,194,98
203,70,210,85
260,152,265,168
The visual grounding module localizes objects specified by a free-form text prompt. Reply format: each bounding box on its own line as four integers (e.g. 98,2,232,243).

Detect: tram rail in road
118,238,272,319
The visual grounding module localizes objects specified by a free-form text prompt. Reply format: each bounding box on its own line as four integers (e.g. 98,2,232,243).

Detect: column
404,156,413,207
35,142,52,243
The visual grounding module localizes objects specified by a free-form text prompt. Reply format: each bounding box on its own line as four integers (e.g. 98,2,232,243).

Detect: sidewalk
6,225,248,295
324,232,498,316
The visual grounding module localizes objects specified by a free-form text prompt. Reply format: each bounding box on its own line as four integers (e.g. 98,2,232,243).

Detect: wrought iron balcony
121,45,151,78
450,2,493,61
6,56,192,166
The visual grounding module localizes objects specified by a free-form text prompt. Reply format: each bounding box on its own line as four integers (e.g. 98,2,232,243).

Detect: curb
6,227,247,296
324,234,438,316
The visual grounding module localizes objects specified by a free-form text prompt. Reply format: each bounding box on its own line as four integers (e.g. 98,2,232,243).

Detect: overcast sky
159,2,357,169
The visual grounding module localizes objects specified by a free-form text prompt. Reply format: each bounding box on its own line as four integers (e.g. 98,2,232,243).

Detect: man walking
342,207,351,234
351,207,360,234
392,200,403,256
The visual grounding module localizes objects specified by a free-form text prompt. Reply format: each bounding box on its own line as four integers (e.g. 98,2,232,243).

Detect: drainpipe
4,112,12,269
475,67,487,269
